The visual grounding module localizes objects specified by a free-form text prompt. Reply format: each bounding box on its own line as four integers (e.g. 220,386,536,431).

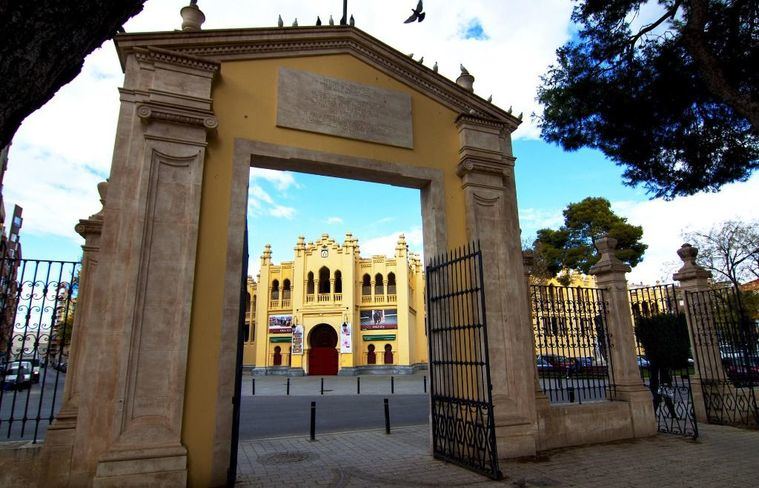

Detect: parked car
1,360,33,390
536,356,554,371
541,354,575,373
722,357,759,386
573,356,608,375
636,356,650,369
27,358,42,383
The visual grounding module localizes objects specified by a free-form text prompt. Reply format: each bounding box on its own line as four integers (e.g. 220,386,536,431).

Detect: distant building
0,145,23,356
244,233,427,375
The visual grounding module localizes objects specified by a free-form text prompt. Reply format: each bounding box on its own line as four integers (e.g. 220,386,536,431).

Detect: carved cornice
455,113,509,133
137,103,218,131
456,157,506,178
116,27,520,131
133,46,220,74
75,217,103,239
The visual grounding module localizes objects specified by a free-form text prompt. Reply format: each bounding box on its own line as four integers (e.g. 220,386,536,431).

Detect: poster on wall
360,309,398,330
268,314,293,334
340,322,352,353
291,324,304,355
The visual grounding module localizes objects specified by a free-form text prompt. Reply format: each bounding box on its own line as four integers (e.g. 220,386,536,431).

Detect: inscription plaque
277,67,413,148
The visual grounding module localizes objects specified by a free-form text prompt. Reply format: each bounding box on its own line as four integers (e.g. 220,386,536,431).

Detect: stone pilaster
455,114,537,458
589,237,656,438
38,182,106,486
65,46,219,486
672,243,714,423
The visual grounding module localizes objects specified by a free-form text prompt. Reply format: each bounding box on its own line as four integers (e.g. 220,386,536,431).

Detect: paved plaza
237,423,759,487
244,372,430,396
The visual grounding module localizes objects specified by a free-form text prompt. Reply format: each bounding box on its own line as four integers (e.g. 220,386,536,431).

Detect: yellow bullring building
243,233,427,376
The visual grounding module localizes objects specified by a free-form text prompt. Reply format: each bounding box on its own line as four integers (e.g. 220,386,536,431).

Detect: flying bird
404,1,426,23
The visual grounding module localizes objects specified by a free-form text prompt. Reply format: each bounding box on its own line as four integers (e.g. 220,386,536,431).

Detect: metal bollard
384,398,391,434
423,375,427,393
252,377,255,396
287,377,290,396
310,401,316,441
357,376,361,395
391,376,394,394
321,377,324,395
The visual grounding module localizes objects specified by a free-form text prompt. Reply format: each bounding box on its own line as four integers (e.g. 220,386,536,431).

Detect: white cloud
250,168,300,191
360,227,424,259
518,207,564,241
326,216,343,225
613,174,759,285
269,205,296,219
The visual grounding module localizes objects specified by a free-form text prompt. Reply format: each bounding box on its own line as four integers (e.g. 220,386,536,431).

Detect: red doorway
308,324,338,375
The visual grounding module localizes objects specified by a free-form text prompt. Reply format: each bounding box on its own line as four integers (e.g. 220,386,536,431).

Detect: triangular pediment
115,26,520,132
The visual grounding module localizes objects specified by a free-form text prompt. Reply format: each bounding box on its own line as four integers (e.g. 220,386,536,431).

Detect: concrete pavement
236,423,759,487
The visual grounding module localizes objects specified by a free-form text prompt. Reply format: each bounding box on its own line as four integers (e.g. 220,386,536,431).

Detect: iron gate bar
0,258,80,443
426,241,501,480
685,286,758,428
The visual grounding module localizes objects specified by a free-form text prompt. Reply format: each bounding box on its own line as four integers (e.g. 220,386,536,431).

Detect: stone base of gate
36,412,77,486
495,422,538,459
93,446,187,487
0,441,41,486
535,388,656,451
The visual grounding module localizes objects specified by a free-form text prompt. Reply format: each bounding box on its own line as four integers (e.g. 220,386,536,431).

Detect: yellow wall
184,53,466,486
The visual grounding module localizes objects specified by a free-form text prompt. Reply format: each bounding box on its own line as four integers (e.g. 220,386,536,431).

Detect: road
0,366,66,442
238,394,429,439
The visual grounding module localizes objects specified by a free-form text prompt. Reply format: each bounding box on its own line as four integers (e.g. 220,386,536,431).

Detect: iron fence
686,286,758,427
630,284,698,438
530,285,615,404
0,258,80,442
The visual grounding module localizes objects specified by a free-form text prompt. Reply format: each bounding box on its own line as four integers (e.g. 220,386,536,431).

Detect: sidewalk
244,371,429,396
237,423,759,487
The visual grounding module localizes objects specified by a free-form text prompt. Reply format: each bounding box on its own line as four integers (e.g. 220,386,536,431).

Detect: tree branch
683,0,759,131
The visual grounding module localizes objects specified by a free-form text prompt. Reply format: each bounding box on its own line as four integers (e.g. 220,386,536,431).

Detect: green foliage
634,313,691,369
537,0,758,199
532,197,647,277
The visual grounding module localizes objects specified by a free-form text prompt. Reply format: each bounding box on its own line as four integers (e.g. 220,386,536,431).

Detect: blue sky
4,1,757,284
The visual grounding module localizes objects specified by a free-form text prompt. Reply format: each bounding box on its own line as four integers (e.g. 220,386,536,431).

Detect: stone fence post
673,243,716,422
39,181,106,486
589,237,656,437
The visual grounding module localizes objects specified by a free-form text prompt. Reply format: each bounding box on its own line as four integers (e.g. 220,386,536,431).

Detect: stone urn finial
181,1,205,31
673,243,711,282
589,236,630,275
456,64,475,92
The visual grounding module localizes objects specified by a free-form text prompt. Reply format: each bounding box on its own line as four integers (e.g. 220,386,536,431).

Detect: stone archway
308,324,338,376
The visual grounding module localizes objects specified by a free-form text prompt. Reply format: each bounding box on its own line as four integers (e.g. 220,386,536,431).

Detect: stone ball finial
456,65,475,92
673,243,711,282
589,236,630,275
181,1,205,31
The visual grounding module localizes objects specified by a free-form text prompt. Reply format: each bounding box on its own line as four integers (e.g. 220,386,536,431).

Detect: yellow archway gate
38,24,543,487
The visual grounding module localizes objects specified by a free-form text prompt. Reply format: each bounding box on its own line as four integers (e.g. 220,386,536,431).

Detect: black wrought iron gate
630,285,698,438
685,286,758,428
425,241,501,480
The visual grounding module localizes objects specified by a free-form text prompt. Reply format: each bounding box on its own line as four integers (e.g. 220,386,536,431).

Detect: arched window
362,274,371,295
319,267,331,294
271,280,280,299
283,279,291,299
375,273,384,295
383,344,393,364
387,272,396,294
307,272,315,295
334,270,342,294
367,344,376,364
273,346,282,366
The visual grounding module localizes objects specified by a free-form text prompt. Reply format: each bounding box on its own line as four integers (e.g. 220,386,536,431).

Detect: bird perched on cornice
487,95,492,103
329,15,335,26
277,15,283,27
418,56,424,64
518,112,523,120
349,15,355,26
316,16,322,26
460,64,469,75
292,18,298,27
404,1,426,23
433,61,438,73
408,53,414,59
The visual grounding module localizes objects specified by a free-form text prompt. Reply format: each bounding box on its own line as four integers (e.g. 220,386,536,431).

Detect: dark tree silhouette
0,1,147,149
